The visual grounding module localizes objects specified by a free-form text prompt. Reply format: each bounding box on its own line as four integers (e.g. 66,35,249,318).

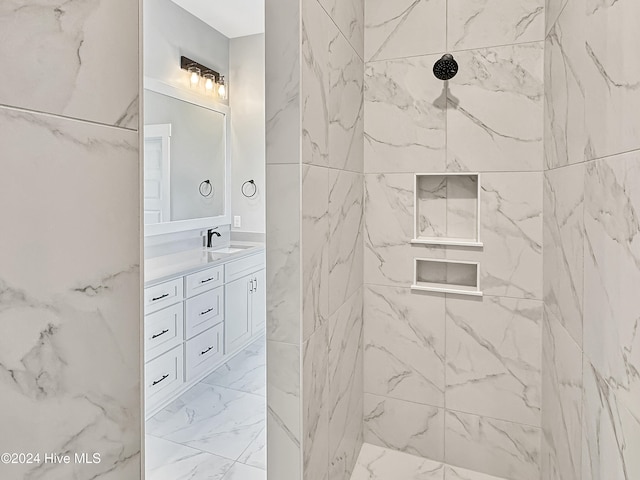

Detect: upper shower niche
412,173,482,247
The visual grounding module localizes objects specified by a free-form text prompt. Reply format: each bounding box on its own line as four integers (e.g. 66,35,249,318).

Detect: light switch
234,216,241,228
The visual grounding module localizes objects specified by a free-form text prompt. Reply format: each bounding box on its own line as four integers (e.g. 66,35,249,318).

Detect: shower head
433,54,458,81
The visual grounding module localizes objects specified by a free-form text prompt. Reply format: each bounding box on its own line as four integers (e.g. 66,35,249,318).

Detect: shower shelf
412,173,482,247
411,258,482,297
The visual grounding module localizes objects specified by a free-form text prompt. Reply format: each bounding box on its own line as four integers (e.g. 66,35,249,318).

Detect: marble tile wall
542,1,640,479
266,0,364,478
362,0,545,478
0,2,141,479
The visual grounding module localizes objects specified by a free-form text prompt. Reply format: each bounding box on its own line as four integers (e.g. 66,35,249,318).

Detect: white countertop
144,241,265,286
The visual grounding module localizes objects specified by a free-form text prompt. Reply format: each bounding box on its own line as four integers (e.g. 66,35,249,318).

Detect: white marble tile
329,26,364,172
364,393,445,461
364,173,445,287
447,42,544,172
266,0,300,165
329,170,364,314
266,340,301,464
582,360,640,480
445,465,508,480
147,385,265,461
544,0,587,169
145,435,233,480
303,165,330,340
364,55,447,174
328,290,364,480
541,312,582,480
584,0,640,159
238,427,266,470
266,164,300,344
0,107,140,479
453,173,543,300
303,323,330,480
545,0,568,34
444,410,541,480
543,165,584,345
446,296,542,426
202,337,266,396
351,443,445,480
447,0,544,51
267,407,301,480
0,0,138,129
583,153,640,420
302,0,334,167
318,0,364,59
364,285,445,407
364,0,446,62
222,462,266,480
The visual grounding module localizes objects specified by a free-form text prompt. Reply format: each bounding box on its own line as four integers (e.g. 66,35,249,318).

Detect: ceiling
171,0,265,38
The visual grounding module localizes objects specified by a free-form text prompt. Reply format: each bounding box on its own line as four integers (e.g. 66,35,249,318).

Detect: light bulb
218,83,226,99
204,73,215,92
187,65,201,88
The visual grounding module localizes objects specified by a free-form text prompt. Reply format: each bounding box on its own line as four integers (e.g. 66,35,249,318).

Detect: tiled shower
265,0,640,479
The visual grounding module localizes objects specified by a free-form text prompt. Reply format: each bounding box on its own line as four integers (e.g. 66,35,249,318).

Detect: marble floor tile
147,384,265,461
145,435,234,480
222,461,266,480
202,337,266,396
351,443,445,480
238,427,266,470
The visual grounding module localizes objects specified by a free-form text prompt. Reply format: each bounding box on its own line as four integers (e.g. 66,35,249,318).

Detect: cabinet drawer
145,303,184,360
186,323,224,381
225,252,266,283
145,344,184,400
185,265,224,298
144,278,183,314
185,287,224,340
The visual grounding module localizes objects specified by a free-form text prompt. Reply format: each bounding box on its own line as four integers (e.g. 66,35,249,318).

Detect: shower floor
351,444,507,480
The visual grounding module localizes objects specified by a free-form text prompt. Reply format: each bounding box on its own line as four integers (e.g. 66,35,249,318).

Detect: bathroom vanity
143,242,265,416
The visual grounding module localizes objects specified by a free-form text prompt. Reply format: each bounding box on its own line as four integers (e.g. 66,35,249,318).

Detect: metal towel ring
199,179,214,197
241,179,257,198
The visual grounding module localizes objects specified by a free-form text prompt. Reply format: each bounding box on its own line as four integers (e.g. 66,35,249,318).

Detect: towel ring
241,179,257,198
199,179,214,198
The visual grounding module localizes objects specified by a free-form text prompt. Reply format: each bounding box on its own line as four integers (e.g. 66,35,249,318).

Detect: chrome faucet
207,228,221,248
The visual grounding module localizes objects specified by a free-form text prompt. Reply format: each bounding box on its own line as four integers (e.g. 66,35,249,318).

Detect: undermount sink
209,245,254,255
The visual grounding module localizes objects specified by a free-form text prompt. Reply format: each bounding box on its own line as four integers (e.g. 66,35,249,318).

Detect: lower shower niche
411,258,482,297
412,172,482,247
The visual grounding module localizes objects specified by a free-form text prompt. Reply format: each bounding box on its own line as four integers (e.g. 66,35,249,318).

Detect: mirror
143,80,230,235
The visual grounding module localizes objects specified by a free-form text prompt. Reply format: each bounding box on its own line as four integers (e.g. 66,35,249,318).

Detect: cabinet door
224,275,252,354
251,269,266,335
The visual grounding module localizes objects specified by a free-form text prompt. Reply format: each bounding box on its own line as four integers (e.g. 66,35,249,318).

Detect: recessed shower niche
412,173,482,247
411,258,482,296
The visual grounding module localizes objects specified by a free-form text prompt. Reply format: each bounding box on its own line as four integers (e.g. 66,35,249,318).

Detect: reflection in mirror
144,89,226,225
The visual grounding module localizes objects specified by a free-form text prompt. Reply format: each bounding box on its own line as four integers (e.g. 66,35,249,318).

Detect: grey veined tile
351,443,445,480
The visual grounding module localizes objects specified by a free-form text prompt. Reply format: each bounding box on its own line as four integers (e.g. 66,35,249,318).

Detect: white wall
143,0,229,94
229,34,266,234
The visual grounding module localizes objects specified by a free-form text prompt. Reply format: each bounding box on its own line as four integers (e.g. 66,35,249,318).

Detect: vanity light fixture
217,76,227,100
180,56,226,99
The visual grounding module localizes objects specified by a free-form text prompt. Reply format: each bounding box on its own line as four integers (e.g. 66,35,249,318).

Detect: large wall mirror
143,79,231,236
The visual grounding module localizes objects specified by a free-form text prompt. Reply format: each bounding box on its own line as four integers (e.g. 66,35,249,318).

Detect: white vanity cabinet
224,253,266,355
144,248,265,417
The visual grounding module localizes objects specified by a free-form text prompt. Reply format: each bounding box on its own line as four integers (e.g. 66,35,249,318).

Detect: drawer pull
200,307,214,316
152,293,170,302
200,277,215,284
200,346,215,356
151,329,169,339
152,374,169,386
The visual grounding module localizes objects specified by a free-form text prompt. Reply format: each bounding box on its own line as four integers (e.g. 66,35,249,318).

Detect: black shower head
433,54,458,81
